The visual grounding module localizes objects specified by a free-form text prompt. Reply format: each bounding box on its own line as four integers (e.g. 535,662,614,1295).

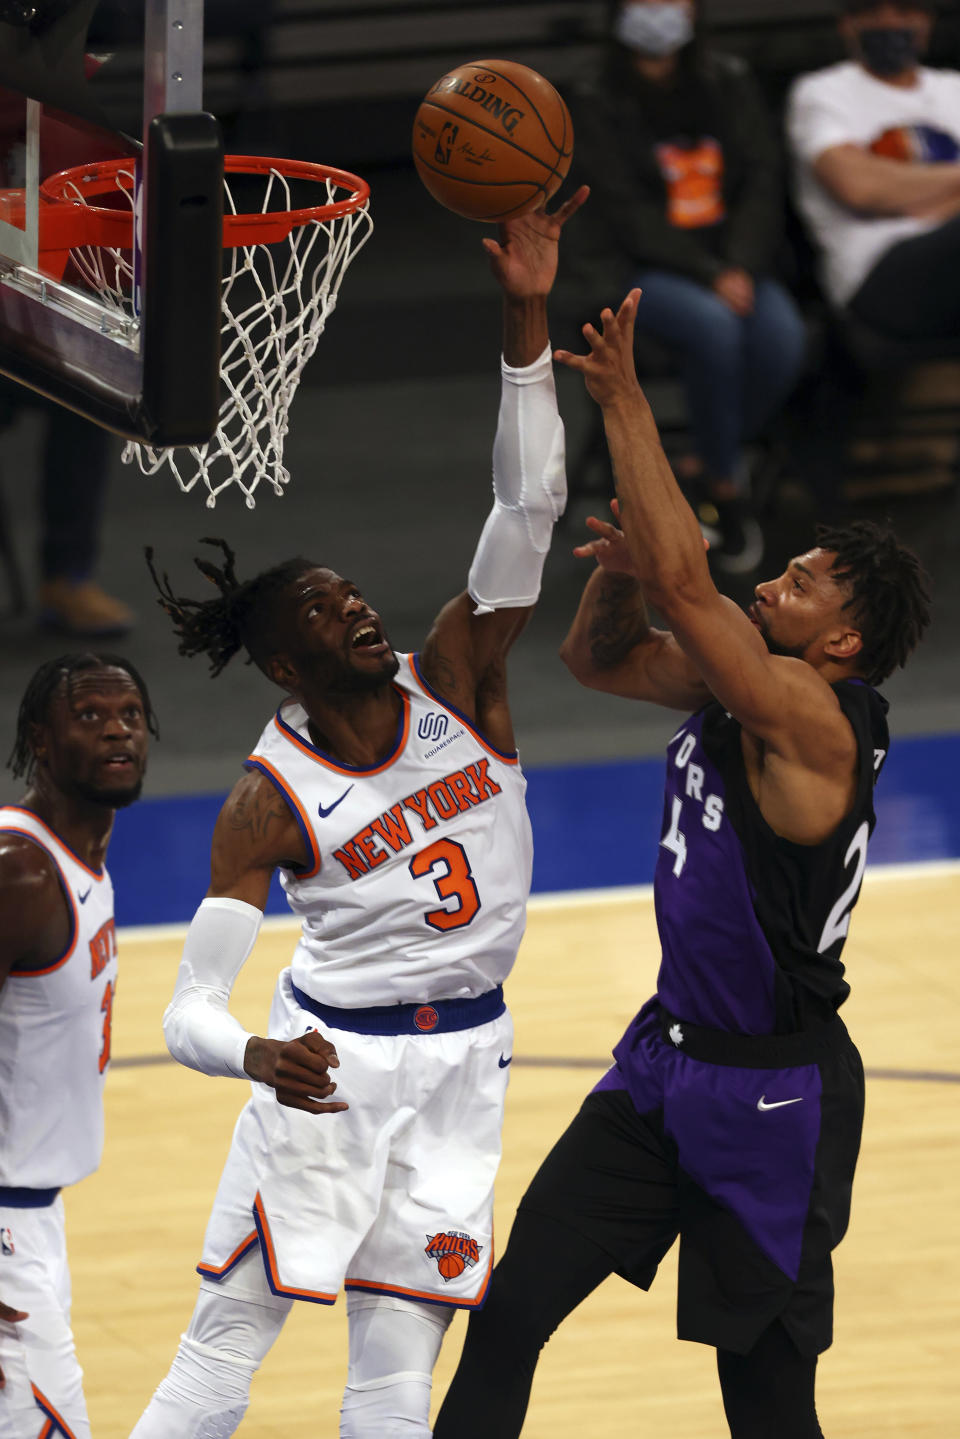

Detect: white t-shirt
786,60,960,304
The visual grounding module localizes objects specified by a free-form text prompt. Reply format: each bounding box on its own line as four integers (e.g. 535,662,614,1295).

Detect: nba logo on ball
412,59,573,222
425,1230,482,1281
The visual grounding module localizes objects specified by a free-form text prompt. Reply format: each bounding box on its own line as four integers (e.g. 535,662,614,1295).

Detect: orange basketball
437,1253,466,1280
412,59,573,222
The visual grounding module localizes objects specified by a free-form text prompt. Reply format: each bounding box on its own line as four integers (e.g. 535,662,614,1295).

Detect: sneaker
697,496,764,575
39,579,135,637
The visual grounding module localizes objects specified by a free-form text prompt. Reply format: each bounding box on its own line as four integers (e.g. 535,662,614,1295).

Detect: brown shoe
39,579,136,637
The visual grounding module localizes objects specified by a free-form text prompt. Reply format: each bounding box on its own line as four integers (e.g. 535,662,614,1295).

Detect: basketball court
65,870,960,1437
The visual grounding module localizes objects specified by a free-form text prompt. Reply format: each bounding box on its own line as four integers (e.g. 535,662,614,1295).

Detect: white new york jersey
0,807,117,1189
246,653,533,1007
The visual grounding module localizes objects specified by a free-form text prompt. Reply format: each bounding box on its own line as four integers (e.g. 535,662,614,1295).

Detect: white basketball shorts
0,1193,90,1439
197,967,514,1310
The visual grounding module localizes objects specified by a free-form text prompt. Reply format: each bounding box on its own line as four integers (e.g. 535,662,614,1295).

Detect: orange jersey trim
2,828,79,977
196,1230,259,1280
253,1192,338,1305
31,1384,80,1439
243,756,321,879
2,807,106,882
345,1245,494,1310
272,691,411,777
407,655,519,766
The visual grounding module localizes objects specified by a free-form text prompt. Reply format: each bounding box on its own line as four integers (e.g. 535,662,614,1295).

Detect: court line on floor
111,1051,960,1084
116,857,960,944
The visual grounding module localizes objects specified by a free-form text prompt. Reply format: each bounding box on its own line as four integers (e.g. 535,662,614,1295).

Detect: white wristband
162,896,262,1079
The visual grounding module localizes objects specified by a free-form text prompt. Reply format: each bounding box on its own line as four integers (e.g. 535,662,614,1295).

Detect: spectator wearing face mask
565,0,807,573
787,0,960,341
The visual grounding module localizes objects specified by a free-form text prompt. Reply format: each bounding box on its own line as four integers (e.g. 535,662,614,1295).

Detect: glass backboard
0,0,223,444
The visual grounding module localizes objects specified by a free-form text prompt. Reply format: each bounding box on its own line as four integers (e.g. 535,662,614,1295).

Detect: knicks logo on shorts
414,1005,439,1032
425,1230,482,1281
1,1227,14,1256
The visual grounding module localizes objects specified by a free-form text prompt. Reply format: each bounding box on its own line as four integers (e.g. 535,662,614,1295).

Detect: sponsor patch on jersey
425,1229,482,1281
1,1227,14,1256
417,712,449,744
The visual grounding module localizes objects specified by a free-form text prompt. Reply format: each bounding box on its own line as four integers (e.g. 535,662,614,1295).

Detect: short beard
71,777,144,809
329,650,401,695
761,633,808,662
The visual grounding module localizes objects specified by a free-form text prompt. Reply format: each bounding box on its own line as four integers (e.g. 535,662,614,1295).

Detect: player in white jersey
129,185,588,1439
0,654,155,1439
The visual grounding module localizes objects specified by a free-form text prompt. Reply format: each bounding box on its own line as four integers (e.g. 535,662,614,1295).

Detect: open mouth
350,621,388,655
102,754,137,773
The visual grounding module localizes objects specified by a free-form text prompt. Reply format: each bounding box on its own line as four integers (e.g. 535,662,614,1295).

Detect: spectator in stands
566,0,806,573
787,0,960,341
0,382,134,636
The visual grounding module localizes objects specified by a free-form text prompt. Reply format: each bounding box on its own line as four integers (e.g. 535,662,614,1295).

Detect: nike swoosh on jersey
78,887,92,904
498,1054,513,1068
757,1095,804,1111
317,785,354,819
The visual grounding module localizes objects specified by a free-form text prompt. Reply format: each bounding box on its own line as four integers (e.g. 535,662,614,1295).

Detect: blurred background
1,0,958,921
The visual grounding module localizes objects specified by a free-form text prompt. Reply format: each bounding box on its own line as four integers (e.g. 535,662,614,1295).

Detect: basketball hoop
38,155,373,506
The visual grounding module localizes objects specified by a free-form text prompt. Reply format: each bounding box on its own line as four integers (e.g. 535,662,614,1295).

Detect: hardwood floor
67,868,960,1436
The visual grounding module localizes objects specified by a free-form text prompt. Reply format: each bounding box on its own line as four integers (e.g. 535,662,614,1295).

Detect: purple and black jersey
651,679,889,1036
568,682,887,1340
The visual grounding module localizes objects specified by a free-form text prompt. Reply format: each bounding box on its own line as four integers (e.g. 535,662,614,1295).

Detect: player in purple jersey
433,289,931,1439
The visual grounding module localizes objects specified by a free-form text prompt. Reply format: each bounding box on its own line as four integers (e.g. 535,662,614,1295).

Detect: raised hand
483,184,589,299
244,1030,349,1114
572,499,639,576
555,289,644,407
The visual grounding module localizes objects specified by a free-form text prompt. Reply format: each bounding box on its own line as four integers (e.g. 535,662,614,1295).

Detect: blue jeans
631,270,807,484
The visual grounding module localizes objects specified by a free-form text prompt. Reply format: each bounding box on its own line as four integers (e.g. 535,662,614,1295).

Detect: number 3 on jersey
410,839,481,932
99,979,115,1073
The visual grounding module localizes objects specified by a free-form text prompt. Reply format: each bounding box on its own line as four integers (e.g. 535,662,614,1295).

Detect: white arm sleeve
162,896,262,1079
467,342,567,614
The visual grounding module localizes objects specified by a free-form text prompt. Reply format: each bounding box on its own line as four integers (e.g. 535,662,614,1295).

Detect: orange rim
37,154,370,255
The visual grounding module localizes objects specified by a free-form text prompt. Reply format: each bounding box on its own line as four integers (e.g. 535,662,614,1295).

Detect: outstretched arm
420,188,588,750
162,770,347,1114
555,294,850,766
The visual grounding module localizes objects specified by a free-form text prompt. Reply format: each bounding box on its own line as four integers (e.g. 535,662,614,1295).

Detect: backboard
0,0,223,445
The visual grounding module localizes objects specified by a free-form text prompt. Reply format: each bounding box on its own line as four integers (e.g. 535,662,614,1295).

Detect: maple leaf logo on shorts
425,1230,482,1281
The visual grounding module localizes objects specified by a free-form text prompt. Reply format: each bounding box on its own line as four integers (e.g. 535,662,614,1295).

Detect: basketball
412,59,573,222
437,1253,466,1280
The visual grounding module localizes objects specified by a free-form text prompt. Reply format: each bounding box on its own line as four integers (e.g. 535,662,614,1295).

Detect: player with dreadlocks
433,290,933,1439
129,186,588,1439
0,653,155,1438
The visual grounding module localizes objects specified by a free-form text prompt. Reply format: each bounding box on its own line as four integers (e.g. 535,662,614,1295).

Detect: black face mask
858,26,922,77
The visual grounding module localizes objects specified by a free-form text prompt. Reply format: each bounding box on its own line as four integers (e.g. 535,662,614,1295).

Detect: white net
60,161,373,508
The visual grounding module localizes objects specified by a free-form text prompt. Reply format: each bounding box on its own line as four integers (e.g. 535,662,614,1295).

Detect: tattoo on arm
228,782,294,844
423,646,463,702
588,574,651,669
